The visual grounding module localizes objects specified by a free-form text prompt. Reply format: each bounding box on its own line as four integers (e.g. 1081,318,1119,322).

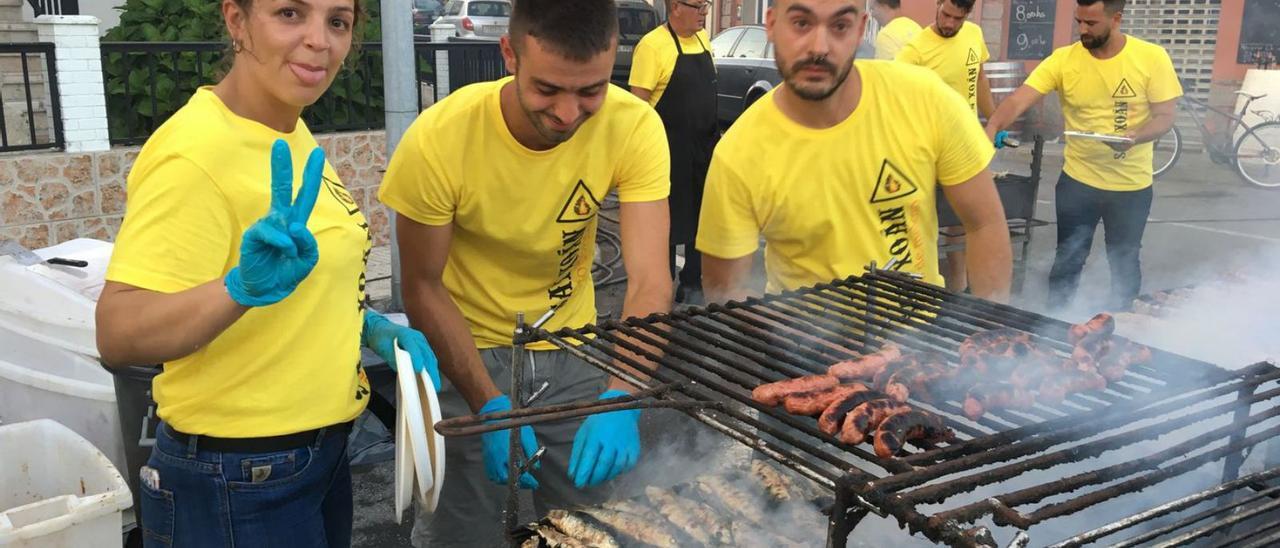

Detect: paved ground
350,142,1280,547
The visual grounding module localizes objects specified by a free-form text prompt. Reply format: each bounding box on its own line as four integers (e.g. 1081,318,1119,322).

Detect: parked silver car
436,0,511,40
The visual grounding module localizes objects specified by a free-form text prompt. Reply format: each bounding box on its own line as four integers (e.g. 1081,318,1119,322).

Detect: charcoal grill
437,266,1280,547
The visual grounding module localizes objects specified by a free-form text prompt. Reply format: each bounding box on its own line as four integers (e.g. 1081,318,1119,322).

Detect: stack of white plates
393,341,445,522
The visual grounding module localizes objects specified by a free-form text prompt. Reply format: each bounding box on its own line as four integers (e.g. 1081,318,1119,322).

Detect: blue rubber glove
479,395,540,489
994,130,1011,149
361,310,441,389
568,390,641,488
224,140,325,307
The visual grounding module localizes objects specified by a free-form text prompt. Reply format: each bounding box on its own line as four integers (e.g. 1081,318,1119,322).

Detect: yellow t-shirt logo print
870,159,919,204
1112,78,1137,99
556,180,602,223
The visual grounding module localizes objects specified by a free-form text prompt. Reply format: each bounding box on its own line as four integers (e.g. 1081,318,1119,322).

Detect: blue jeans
1048,172,1154,312
139,422,353,548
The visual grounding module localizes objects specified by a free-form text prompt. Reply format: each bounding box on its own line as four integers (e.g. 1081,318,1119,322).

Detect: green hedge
101,0,389,142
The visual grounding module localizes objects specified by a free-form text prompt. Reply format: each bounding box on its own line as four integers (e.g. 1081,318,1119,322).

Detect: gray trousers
411,347,611,547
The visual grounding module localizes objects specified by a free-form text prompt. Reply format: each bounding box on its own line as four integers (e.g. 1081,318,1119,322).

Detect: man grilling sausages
630,0,718,304
698,0,1013,304
985,0,1180,312
379,1,673,545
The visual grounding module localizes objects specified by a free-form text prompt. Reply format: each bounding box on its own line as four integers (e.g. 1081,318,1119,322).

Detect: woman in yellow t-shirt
95,0,438,545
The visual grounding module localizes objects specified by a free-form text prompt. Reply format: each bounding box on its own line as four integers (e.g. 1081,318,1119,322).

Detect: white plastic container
0,239,125,474
0,419,132,547
0,326,123,474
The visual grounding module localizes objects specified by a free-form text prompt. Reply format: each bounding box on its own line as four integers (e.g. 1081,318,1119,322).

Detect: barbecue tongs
434,382,722,437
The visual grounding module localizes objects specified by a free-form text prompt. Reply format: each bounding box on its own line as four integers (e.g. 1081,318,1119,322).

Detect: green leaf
141,22,160,41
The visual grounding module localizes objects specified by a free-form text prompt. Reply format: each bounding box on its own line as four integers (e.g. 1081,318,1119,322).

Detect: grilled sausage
782,383,867,416
871,352,944,391
828,344,903,381
962,382,1033,421
818,388,887,435
752,375,838,407
839,399,910,445
1099,341,1152,382
959,329,1047,378
884,360,955,403
1010,354,1061,390
873,409,954,458
1039,369,1108,406
1068,313,1115,345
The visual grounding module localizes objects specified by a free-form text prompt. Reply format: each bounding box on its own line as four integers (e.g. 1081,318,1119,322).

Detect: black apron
653,23,718,245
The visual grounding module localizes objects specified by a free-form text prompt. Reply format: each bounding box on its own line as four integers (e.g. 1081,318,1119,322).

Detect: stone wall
0,129,391,250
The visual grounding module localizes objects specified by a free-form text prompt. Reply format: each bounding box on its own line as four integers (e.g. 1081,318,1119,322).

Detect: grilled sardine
531,524,590,548
749,460,798,503
575,508,680,547
644,486,734,545
545,510,619,548
694,475,766,524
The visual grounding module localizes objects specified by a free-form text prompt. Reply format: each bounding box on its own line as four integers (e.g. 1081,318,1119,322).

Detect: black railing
0,42,64,153
26,0,78,16
413,40,508,106
101,41,506,145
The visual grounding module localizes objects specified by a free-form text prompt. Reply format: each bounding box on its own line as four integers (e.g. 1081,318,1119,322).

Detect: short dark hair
944,0,976,11
875,0,902,8
1078,0,1125,13
510,0,618,62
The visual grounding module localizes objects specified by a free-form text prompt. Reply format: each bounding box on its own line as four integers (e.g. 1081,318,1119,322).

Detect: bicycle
1152,89,1280,189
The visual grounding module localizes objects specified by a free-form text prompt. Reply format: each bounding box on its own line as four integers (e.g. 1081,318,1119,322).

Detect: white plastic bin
0,239,125,474
0,419,132,547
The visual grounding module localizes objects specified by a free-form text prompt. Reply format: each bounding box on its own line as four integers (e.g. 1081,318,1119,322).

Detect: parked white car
435,0,511,41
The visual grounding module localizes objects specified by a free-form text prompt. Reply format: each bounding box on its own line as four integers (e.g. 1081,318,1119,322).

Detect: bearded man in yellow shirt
896,0,997,294
871,0,921,60
698,0,1012,304
986,0,1181,312
379,1,673,545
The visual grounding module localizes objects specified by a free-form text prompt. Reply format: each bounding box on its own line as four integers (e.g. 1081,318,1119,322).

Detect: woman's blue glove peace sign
225,139,325,307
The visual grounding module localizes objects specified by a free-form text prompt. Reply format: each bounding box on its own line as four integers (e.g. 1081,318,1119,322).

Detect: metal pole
381,0,417,311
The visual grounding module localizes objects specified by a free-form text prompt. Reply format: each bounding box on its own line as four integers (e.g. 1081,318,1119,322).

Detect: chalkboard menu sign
1238,0,1280,65
1006,0,1055,61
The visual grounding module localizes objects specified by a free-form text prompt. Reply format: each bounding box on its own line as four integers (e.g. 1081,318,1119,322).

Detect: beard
778,54,854,102
936,24,960,38
514,77,590,145
1081,27,1111,50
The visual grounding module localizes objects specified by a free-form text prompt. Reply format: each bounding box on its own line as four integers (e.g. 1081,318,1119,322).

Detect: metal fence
25,0,78,16
0,42,63,153
101,41,506,146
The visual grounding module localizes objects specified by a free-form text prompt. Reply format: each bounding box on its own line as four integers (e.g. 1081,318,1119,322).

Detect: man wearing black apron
629,0,718,304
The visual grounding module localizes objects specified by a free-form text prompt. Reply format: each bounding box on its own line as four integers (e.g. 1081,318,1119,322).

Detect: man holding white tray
985,0,1181,313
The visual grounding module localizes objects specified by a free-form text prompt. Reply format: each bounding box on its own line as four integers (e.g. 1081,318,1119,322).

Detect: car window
413,0,435,9
445,1,462,15
467,1,510,17
710,28,744,57
735,28,767,59
618,7,658,37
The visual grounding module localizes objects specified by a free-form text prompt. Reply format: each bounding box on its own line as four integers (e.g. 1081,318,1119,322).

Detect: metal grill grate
518,269,1280,547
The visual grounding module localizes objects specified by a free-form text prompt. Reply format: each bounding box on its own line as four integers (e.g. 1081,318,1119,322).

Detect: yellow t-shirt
629,25,713,106
896,21,990,114
106,88,371,437
1024,37,1183,190
379,78,670,349
696,61,994,292
875,16,923,61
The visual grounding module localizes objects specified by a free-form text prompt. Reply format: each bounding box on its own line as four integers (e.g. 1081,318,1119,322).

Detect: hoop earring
233,40,243,53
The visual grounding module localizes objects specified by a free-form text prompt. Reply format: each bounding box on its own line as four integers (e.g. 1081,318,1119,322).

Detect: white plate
394,342,434,514
416,368,446,513
393,400,413,523
1063,130,1135,144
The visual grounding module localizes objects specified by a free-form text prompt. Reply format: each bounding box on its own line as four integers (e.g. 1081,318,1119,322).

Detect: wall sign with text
1238,0,1280,65
1006,0,1055,61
